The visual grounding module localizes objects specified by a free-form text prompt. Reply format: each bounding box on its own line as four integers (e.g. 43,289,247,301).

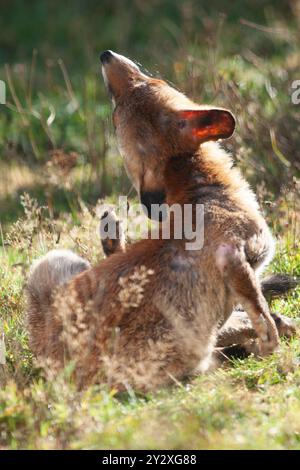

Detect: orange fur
26,51,287,390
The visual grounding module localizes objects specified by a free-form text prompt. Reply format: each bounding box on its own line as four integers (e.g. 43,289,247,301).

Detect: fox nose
100,50,114,64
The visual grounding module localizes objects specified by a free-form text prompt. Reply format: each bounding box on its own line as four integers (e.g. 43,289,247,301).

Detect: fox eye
178,120,186,129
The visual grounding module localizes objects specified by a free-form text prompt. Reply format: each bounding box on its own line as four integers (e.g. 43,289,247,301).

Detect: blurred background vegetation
0,0,299,227
0,1,300,449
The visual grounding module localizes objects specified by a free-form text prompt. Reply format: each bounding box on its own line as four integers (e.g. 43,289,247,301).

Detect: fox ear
178,108,235,143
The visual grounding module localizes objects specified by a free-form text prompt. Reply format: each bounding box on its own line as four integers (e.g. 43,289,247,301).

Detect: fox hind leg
216,243,279,356
217,309,297,348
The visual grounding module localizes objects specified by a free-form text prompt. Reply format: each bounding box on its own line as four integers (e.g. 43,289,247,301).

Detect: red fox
26,51,298,390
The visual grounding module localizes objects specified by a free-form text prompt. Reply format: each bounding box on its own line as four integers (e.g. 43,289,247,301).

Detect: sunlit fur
26,52,289,390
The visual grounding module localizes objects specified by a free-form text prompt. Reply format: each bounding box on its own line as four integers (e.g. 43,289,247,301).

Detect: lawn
0,172,299,450
0,0,299,450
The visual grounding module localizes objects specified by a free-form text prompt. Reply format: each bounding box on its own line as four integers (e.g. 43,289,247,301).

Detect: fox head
100,50,235,218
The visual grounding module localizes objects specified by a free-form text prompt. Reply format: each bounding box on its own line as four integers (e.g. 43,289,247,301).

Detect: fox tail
26,249,90,355
261,273,299,300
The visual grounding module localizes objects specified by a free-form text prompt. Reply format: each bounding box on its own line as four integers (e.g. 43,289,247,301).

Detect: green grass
0,193,299,450
0,1,299,196
2,351,300,450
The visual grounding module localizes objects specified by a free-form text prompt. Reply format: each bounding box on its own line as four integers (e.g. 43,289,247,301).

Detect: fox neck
164,144,226,206
164,141,259,216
